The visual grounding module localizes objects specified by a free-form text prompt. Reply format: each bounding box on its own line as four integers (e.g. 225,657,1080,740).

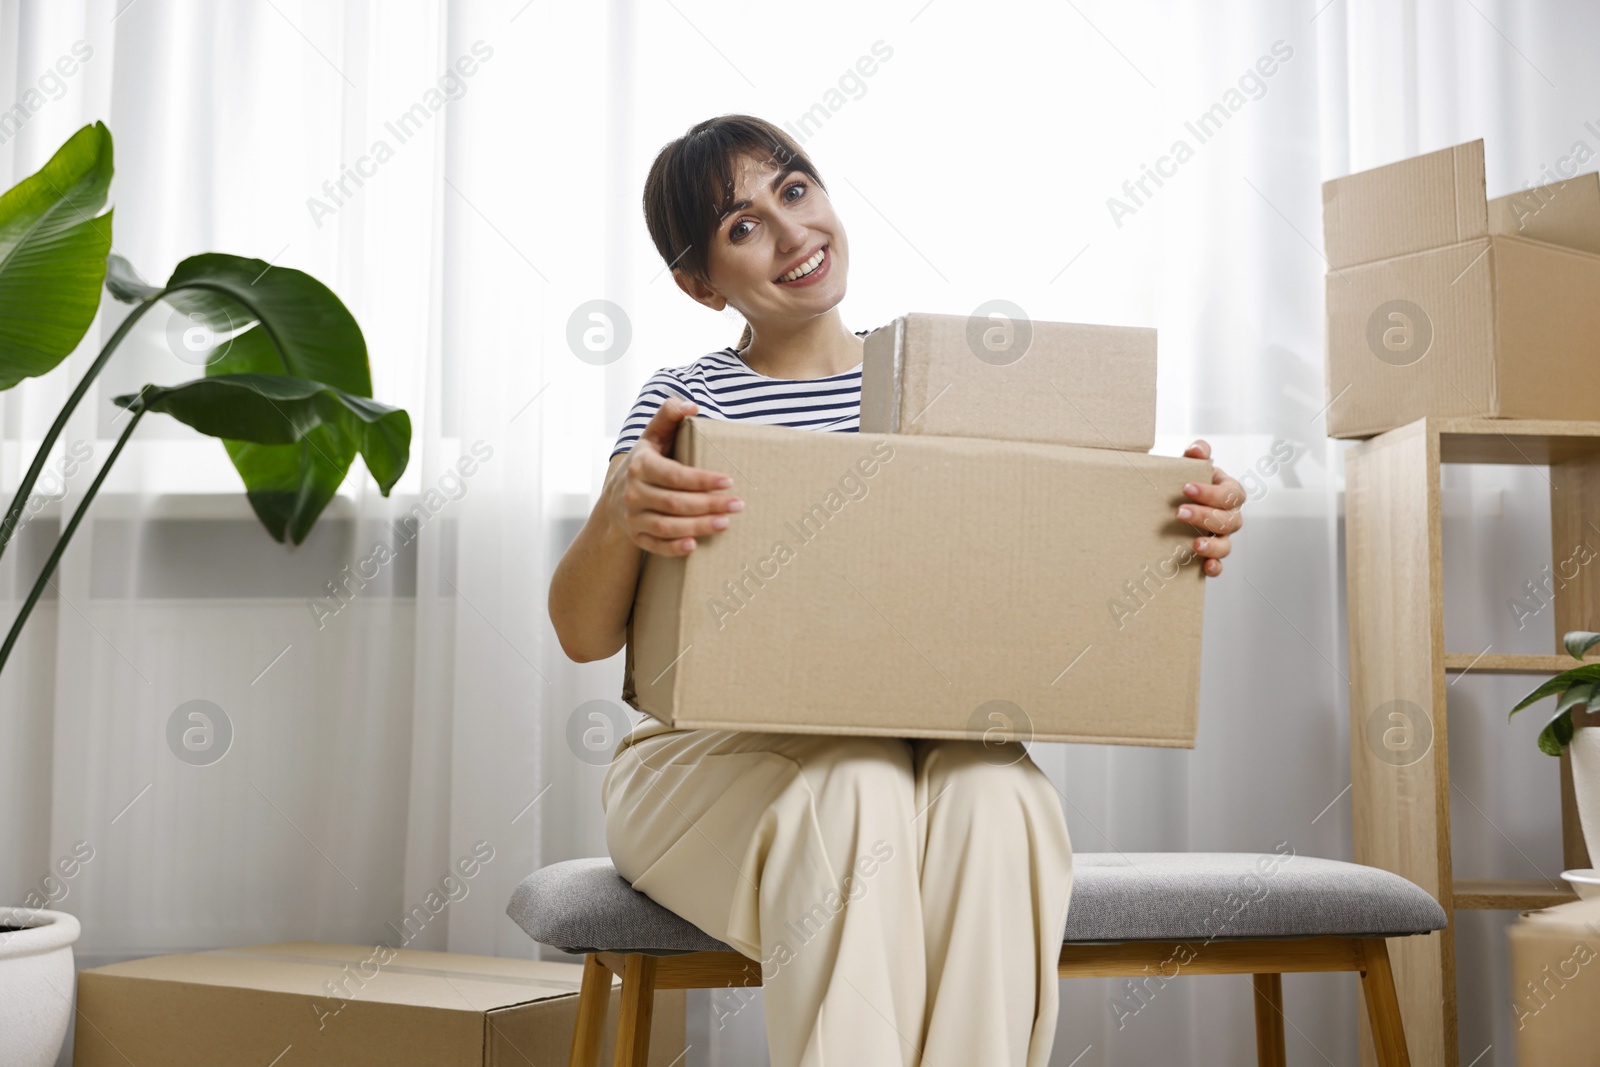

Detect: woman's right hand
610,398,743,557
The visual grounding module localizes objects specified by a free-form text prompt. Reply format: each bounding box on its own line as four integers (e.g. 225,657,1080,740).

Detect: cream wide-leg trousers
601,728,1075,1067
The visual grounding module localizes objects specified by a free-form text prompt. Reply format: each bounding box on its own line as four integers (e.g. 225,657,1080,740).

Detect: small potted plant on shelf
1510,630,1600,899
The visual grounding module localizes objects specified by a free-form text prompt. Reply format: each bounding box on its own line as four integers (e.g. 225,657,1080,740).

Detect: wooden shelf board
1425,417,1600,464
1452,877,1577,910
1443,653,1600,674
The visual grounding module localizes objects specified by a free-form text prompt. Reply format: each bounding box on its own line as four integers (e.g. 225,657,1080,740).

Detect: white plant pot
0,907,81,1067
1571,727,1600,865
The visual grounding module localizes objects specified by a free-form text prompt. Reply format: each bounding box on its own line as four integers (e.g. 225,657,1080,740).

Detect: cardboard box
1321,139,1600,438
859,312,1156,451
1488,171,1600,254
1508,895,1600,1065
72,941,686,1067
622,417,1209,747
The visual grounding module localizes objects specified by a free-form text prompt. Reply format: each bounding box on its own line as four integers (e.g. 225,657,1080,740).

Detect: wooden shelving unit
1346,417,1592,1067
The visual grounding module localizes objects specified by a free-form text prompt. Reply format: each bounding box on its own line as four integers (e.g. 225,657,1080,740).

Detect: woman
548,114,1245,1067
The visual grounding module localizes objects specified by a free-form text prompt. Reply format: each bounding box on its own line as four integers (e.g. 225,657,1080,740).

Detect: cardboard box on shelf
859,312,1156,451
1487,170,1600,255
72,941,686,1067
1508,894,1600,1065
1321,139,1600,439
622,417,1209,748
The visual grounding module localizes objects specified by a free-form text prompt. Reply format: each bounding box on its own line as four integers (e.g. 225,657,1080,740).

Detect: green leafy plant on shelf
1510,630,1600,754
0,122,411,674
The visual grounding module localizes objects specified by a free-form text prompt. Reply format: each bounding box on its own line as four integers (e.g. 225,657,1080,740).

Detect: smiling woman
638,114,863,375
545,114,1077,1067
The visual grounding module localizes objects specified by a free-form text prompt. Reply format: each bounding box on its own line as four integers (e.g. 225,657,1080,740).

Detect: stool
508,852,1447,1067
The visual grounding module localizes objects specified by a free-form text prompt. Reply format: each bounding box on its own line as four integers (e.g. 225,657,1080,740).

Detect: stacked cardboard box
1321,139,1600,438
858,313,1157,450
622,312,1211,748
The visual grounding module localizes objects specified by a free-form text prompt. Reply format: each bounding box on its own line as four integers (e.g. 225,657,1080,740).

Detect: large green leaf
111,252,371,394
220,430,354,544
109,253,390,544
205,323,358,544
0,122,113,390
112,372,409,511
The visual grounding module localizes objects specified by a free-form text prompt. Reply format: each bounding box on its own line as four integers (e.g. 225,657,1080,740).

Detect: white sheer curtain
0,0,1590,1064
0,0,603,1037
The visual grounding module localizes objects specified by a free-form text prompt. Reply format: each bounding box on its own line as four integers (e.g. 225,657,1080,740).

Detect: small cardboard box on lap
859,311,1156,451
1321,139,1600,438
622,414,1209,748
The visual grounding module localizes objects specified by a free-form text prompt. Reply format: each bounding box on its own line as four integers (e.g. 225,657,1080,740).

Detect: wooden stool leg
569,955,611,1067
1358,938,1413,1067
613,954,659,1067
1252,973,1287,1067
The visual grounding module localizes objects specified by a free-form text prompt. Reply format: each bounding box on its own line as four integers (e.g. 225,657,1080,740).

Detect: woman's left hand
1178,440,1244,578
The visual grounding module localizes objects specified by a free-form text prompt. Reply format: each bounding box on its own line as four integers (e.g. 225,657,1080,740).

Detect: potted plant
1510,630,1600,892
0,123,411,1064
0,908,80,1067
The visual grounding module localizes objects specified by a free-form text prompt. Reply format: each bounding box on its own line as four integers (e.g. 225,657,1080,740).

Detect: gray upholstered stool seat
519,852,1441,1066
507,852,1446,957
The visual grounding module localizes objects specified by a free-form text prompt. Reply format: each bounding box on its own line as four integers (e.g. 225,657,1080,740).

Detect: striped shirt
610,328,873,461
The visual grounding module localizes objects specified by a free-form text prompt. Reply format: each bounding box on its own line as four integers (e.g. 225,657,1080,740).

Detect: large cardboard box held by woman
622,417,1209,748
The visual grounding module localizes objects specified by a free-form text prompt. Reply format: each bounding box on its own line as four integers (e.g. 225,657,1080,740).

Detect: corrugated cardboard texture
1323,238,1497,437
1324,234,1600,436
1509,896,1600,1065
1322,140,1486,270
1488,171,1600,255
623,417,1208,747
72,941,685,1067
857,312,1156,451
1492,235,1600,419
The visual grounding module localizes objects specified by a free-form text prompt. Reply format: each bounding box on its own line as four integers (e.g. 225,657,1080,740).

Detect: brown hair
641,115,827,352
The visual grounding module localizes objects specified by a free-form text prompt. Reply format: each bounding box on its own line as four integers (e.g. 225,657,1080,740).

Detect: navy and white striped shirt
610,328,872,461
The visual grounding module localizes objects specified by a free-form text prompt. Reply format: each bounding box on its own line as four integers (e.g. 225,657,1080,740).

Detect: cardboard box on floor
859,312,1156,451
622,417,1209,747
72,941,685,1067
1321,139,1600,438
1508,894,1600,1065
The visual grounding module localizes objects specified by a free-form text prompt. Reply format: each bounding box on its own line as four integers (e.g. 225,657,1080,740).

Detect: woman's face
679,151,848,329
